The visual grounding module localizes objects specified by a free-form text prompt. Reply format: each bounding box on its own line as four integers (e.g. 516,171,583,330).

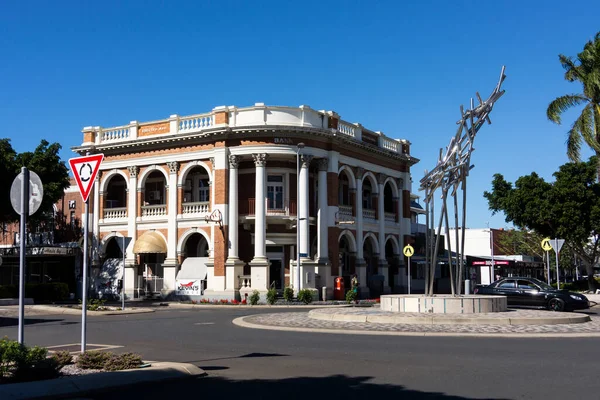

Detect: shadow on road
0,317,64,327
93,374,509,400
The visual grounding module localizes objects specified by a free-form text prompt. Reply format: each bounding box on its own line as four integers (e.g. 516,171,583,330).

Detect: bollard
322,286,327,301
464,279,471,295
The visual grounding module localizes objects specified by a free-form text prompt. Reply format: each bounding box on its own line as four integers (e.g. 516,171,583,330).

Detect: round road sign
541,238,552,252
10,170,44,216
403,244,415,257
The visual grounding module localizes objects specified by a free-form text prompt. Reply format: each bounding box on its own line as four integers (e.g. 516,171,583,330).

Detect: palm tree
547,32,600,179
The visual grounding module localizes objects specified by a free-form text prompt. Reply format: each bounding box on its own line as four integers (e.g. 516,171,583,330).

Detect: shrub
249,290,260,305
79,298,107,311
104,352,143,371
283,287,294,302
51,350,73,368
266,288,277,305
76,351,112,370
25,283,69,303
0,285,18,299
346,289,357,304
297,289,313,304
0,338,59,382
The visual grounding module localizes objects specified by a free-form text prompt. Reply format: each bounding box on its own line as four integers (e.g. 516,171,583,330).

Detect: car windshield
528,278,554,291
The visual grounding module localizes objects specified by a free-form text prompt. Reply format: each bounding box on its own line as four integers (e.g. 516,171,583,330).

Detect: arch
100,169,130,193
362,171,379,194
384,235,400,255
137,165,169,190
177,228,212,256
337,229,357,253
178,160,212,186
362,232,380,255
383,176,400,198
100,231,126,256
337,165,356,189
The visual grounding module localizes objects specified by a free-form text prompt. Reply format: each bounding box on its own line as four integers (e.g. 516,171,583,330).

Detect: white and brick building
73,103,419,300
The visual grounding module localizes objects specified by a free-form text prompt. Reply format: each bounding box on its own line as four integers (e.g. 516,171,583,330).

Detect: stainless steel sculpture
419,67,506,296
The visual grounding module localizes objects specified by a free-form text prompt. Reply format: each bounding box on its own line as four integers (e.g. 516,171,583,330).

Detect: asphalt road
1,306,599,399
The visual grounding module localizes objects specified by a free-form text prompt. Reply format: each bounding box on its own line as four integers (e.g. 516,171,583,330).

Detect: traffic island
307,307,591,325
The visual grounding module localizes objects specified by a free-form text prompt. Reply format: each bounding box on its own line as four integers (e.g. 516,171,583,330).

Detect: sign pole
408,257,411,295
122,236,125,311
554,238,560,290
546,251,550,285
18,167,29,344
81,198,89,353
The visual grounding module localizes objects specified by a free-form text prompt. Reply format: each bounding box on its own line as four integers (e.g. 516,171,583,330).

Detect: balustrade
101,127,129,142
182,201,210,215
103,207,127,220
178,113,214,133
141,205,167,217
363,209,376,220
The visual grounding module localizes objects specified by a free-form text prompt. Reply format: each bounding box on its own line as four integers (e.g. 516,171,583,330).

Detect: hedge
0,283,69,302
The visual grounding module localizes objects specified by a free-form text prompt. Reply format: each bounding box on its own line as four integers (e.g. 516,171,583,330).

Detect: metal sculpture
419,66,506,296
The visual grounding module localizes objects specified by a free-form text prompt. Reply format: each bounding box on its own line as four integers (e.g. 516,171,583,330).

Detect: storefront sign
139,122,170,136
176,279,201,296
471,260,509,266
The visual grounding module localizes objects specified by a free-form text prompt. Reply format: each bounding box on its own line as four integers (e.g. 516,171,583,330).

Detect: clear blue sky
1,1,599,230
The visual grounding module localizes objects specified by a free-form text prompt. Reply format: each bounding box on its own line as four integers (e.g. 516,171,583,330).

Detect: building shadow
92,374,510,400
0,317,64,327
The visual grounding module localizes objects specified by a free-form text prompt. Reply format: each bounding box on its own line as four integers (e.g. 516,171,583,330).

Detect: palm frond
547,94,588,124
579,104,600,152
559,54,581,82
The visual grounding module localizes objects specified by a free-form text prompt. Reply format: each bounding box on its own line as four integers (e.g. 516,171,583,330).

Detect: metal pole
122,236,125,311
490,228,495,282
296,147,300,295
554,239,560,289
546,251,550,285
408,257,411,294
81,198,89,353
18,167,29,344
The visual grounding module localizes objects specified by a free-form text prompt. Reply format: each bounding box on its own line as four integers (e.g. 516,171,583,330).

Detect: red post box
334,276,345,300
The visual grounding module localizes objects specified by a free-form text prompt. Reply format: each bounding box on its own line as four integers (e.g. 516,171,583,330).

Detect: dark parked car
474,277,589,312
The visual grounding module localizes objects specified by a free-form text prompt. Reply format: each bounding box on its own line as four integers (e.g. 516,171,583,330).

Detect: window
338,174,350,205
517,280,537,290
498,280,516,288
363,181,372,209
267,175,284,210
198,179,209,202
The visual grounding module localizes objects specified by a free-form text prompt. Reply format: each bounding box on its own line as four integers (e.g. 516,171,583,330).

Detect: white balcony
141,205,167,218
103,207,127,220
182,201,210,216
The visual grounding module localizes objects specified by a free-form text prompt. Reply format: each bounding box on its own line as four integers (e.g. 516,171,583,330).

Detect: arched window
363,180,372,209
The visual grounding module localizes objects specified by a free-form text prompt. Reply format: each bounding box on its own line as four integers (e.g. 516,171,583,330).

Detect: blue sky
1,0,599,230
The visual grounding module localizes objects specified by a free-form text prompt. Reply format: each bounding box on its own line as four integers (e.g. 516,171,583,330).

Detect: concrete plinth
380,295,507,314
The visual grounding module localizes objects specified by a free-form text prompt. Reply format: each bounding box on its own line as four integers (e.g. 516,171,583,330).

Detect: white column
355,168,367,292
299,154,312,258
377,174,387,263
227,155,240,261
317,158,328,263
356,168,364,261
92,175,100,266
124,166,138,297
252,154,268,262
378,173,389,291
165,161,179,265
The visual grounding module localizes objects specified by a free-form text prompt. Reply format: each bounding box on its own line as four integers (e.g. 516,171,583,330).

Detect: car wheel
547,298,565,312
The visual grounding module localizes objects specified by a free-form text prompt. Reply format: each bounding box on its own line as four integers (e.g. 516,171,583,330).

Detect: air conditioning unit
148,191,161,201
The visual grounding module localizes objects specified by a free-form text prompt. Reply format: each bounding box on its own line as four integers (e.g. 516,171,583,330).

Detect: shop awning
176,257,209,281
133,231,167,254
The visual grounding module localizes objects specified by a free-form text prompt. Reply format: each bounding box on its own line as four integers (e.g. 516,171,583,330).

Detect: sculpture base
380,295,507,314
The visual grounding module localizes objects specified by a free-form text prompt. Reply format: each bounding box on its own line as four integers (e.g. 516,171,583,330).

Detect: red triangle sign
69,154,104,203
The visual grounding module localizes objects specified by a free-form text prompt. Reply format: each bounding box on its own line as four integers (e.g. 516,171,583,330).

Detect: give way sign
69,154,104,203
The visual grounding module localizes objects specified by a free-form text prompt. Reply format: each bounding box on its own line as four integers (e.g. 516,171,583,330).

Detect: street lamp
296,142,305,294
486,222,495,283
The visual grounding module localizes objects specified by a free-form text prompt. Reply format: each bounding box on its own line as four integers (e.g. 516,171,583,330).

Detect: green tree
547,32,600,179
484,157,600,290
0,139,71,229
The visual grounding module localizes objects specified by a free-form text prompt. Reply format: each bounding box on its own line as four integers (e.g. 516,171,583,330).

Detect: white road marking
194,322,215,325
